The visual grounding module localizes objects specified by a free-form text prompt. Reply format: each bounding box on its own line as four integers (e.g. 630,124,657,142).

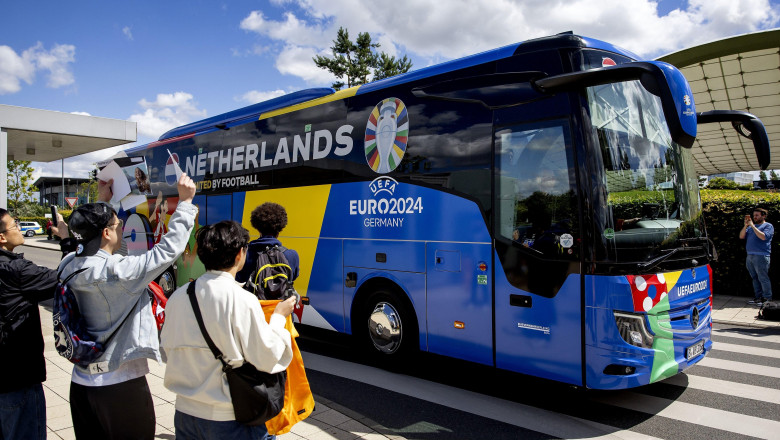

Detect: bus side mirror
697,110,771,170
533,61,697,148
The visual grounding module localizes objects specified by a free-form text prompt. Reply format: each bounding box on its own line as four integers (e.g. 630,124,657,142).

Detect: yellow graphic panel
259,87,358,120
664,271,683,291
242,185,332,296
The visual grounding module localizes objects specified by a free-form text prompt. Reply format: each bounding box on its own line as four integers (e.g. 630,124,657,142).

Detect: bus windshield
587,80,706,269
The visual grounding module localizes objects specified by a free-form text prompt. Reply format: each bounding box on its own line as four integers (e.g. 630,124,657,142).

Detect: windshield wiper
678,237,718,261
637,248,680,271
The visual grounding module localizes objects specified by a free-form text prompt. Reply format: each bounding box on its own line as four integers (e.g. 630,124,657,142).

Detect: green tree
7,160,38,215
313,27,413,90
759,170,767,181
76,181,98,204
75,166,99,204
770,170,778,180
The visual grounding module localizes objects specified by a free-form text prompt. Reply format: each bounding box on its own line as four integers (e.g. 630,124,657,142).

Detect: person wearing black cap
0,208,74,440
58,173,197,439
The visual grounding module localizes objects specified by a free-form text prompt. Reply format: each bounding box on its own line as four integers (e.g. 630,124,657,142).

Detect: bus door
492,121,584,386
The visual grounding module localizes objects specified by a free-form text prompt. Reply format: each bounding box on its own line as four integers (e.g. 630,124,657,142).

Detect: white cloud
0,45,35,94
31,145,132,181
241,10,328,47
129,92,207,139
0,42,75,94
240,0,779,86
123,26,134,41
237,89,288,104
26,43,76,88
276,45,338,84
70,111,91,116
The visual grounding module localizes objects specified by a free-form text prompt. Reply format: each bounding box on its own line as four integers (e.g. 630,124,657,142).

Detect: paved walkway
21,235,777,439
28,237,393,440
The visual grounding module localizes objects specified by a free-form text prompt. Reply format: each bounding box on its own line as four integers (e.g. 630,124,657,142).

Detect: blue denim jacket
58,201,197,374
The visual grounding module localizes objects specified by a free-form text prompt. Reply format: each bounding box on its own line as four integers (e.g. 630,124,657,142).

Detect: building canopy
0,104,136,209
657,28,779,175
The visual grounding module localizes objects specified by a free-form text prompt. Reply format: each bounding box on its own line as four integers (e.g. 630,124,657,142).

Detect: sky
1,0,778,181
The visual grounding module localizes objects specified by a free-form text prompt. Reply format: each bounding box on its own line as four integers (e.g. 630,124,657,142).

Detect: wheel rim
367,301,403,354
26,231,34,237
158,271,175,297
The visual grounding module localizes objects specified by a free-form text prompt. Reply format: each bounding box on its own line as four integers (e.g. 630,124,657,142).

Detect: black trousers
69,376,156,440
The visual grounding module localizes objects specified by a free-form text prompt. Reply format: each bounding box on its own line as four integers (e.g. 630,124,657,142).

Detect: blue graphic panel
426,242,493,365
307,238,346,332
320,181,491,243
232,192,245,222
206,195,232,224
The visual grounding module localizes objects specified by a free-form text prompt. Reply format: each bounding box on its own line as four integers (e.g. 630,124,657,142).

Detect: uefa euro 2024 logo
364,98,409,174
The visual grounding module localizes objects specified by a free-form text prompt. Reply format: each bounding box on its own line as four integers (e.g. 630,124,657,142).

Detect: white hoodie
161,271,292,421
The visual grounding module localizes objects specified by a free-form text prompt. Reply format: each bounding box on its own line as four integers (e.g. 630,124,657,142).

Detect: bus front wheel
359,290,418,360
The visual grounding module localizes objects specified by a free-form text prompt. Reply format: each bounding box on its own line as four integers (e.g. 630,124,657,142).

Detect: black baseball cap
69,203,116,257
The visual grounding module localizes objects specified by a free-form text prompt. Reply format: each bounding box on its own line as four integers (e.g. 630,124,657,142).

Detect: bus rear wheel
358,290,418,361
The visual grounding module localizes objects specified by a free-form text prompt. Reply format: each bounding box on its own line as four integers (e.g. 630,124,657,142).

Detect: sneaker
747,299,762,305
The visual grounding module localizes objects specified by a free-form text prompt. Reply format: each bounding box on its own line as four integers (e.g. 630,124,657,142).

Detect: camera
281,283,309,305
280,284,300,303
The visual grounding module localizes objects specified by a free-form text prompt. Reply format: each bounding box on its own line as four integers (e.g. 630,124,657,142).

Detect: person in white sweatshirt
161,220,297,440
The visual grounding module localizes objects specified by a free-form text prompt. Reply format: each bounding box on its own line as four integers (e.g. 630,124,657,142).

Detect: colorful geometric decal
364,98,409,174
627,273,670,312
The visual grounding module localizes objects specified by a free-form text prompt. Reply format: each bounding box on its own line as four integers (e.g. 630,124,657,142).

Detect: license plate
686,340,704,360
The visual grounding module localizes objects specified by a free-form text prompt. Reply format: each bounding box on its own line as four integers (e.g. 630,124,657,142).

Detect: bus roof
157,33,638,142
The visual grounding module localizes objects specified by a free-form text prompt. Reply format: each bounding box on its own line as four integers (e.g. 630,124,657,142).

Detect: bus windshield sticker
364,98,409,174
560,233,574,248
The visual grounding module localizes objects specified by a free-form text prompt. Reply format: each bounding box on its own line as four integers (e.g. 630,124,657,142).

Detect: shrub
707,177,738,189
702,189,780,297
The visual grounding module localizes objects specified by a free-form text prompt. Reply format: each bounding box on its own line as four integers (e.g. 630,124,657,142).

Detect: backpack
245,245,294,300
52,268,103,366
758,300,780,321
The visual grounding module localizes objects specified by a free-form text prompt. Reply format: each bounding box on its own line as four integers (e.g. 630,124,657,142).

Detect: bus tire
357,288,418,361
156,268,176,298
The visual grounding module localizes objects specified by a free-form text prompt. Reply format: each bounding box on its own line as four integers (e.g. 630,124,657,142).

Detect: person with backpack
57,173,197,439
0,208,74,439
161,220,296,439
236,202,300,289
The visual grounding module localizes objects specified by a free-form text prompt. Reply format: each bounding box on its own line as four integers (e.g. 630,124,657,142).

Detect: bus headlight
614,312,654,348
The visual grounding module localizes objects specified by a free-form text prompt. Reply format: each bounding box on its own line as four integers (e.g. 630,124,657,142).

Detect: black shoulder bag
187,281,286,425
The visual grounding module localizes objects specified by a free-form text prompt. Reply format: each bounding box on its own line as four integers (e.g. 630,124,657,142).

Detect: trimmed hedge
702,190,780,297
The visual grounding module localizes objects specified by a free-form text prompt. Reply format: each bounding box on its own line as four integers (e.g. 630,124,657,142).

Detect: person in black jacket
0,208,75,439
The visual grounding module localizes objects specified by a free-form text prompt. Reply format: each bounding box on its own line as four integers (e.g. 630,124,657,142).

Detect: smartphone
50,205,58,227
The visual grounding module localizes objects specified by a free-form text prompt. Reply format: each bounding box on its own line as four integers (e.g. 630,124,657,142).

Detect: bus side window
495,121,578,297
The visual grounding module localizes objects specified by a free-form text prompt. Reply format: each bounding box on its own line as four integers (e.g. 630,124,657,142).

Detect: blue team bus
119,33,770,389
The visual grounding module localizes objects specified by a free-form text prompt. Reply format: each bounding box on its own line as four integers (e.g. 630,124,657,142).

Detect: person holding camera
740,207,774,305
161,220,296,440
0,208,73,440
